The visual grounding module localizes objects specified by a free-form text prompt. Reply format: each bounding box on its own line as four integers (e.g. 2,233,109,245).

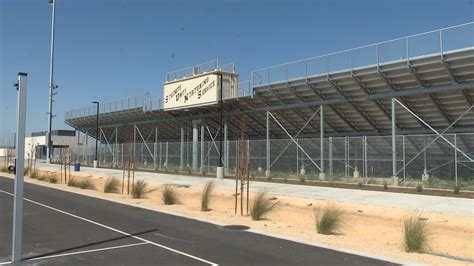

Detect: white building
25,130,81,160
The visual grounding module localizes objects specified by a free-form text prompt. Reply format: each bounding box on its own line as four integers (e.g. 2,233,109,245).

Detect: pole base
391,176,398,186
265,170,271,178
46,158,51,164
216,166,224,180
319,172,326,181
93,160,98,168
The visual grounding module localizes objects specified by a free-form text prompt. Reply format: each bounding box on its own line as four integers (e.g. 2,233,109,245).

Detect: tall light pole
46,0,57,164
92,101,99,168
217,73,224,179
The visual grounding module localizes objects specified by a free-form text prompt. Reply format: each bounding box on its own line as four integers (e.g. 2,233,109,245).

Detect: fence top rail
251,22,473,73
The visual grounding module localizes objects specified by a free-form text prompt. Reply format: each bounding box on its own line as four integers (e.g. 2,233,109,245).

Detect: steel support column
201,122,205,172
192,121,199,171
266,111,271,177
391,98,398,185
180,127,184,170
165,141,169,167
319,105,325,180
224,119,229,175
153,127,158,170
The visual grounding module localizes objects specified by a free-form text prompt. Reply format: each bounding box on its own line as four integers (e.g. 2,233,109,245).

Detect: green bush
416,184,423,192
48,175,58,184
383,181,388,190
315,204,345,235
404,213,431,253
250,190,279,221
68,177,96,190
299,177,305,183
453,185,460,194
104,177,120,193
162,184,179,205
29,170,38,179
131,180,151,199
200,181,215,211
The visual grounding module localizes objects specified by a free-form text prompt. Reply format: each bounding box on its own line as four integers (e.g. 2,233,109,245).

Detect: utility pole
46,0,57,164
12,72,28,262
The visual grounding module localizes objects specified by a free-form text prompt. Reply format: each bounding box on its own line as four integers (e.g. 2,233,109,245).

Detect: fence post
329,137,333,180
402,135,406,182
454,134,458,186
364,135,368,184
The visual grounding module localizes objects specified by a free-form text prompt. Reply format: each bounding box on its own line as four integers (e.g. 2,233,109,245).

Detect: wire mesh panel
58,131,473,190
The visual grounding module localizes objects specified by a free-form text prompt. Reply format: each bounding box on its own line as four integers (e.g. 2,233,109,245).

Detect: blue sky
0,0,473,146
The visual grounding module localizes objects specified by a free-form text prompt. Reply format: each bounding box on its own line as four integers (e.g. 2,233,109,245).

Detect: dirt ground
11,170,474,265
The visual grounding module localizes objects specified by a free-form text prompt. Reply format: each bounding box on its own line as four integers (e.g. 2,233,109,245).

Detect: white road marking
0,189,218,265
0,261,11,265
28,242,148,261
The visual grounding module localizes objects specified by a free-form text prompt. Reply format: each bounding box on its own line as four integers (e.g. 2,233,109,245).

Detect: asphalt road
0,176,398,265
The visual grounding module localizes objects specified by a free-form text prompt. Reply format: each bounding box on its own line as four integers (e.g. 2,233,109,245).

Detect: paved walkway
35,161,473,216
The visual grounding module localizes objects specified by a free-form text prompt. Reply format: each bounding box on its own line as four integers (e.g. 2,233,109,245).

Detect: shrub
104,177,120,193
358,182,363,188
416,184,423,192
68,177,96,190
29,170,38,179
404,213,431,252
48,175,58,184
162,184,179,205
250,190,279,221
383,181,388,190
299,177,305,183
453,185,460,194
200,181,215,211
37,174,48,181
24,167,30,177
315,204,345,235
131,180,151,199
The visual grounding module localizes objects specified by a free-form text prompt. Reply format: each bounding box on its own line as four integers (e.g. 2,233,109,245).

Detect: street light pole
217,73,224,179
92,101,99,168
46,0,57,164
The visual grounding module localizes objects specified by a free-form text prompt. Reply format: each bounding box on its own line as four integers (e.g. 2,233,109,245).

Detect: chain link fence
56,132,473,190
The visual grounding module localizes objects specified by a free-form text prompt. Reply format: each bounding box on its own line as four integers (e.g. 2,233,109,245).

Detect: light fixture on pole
92,101,99,168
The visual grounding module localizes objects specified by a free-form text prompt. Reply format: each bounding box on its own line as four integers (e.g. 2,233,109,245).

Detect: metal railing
65,96,147,119
252,22,474,86
165,59,236,83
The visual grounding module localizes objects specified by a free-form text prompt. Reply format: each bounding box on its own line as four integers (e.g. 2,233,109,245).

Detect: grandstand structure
64,23,474,186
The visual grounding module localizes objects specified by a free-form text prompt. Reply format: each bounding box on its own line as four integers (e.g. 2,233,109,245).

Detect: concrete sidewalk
35,161,473,217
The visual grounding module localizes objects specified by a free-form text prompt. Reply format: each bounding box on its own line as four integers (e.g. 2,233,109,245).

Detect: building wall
25,135,82,159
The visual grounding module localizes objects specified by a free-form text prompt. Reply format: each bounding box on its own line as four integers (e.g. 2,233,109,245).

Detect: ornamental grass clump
315,204,345,235
131,180,152,199
404,212,431,253
68,177,96,190
161,184,179,205
104,177,120,193
200,181,215,211
250,190,279,221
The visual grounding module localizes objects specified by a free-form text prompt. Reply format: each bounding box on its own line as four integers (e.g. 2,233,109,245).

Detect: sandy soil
10,170,474,265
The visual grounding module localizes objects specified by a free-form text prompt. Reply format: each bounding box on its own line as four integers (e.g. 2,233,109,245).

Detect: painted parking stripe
29,242,148,261
0,189,218,266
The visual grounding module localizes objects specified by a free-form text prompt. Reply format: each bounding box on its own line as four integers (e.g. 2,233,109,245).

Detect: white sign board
163,74,218,110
